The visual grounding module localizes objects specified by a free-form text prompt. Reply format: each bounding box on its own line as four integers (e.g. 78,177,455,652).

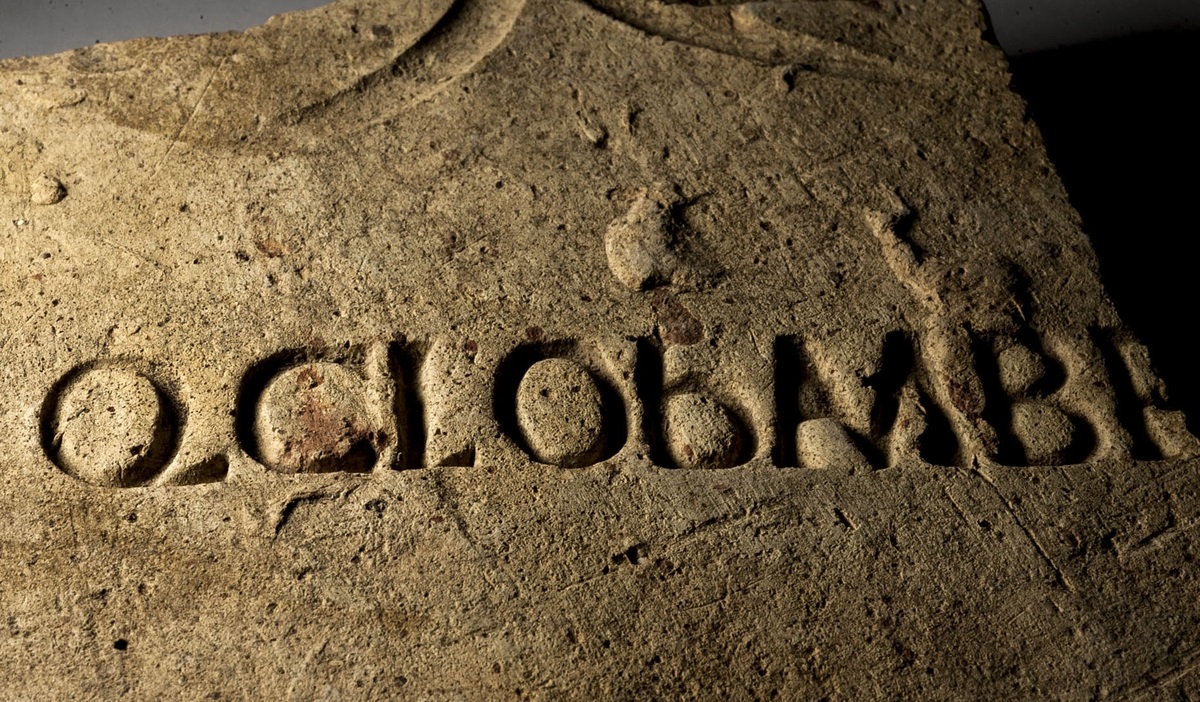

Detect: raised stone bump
603,186,718,292
30,173,66,206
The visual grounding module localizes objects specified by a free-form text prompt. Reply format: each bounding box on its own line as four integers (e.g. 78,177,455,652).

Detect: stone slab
1,0,1198,697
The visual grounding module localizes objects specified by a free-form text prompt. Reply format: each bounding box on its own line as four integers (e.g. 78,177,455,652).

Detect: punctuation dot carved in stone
30,174,67,206
604,187,718,292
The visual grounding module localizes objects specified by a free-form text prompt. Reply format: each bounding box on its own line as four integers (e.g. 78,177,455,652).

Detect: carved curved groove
580,0,943,84
285,0,530,129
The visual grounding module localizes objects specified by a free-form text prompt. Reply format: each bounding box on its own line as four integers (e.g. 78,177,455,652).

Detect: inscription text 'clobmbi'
40,328,1199,488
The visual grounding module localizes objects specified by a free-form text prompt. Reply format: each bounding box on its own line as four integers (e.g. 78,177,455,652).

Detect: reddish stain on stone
650,290,703,346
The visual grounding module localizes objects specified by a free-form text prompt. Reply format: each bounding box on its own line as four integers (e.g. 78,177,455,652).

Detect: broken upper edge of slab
0,0,1006,149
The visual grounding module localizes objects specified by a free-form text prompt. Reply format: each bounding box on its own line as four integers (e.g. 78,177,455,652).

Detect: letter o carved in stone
515,358,609,468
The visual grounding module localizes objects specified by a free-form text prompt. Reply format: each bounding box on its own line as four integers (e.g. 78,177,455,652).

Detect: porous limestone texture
2,0,1199,698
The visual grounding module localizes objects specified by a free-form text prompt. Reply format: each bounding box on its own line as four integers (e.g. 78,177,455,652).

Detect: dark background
0,0,326,59
1007,31,1200,430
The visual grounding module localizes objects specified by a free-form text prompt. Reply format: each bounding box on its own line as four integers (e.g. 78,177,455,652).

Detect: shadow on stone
1009,30,1200,433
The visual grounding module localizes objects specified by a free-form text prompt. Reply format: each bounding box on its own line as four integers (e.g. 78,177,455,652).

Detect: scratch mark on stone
683,575,733,613
272,484,358,536
428,470,523,596
973,466,1076,593
1123,644,1200,699
682,575,766,612
97,237,167,274
674,495,792,545
1001,602,1033,628
287,638,331,698
1123,508,1200,559
940,484,971,527
429,470,475,547
273,492,322,535
154,54,228,175
561,572,607,593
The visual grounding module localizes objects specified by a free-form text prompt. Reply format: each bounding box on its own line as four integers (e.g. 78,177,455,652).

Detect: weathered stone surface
2,0,1199,698
515,357,608,467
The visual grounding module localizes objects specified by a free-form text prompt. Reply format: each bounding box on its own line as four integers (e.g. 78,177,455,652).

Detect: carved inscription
38,327,1199,488
42,361,180,487
496,341,628,468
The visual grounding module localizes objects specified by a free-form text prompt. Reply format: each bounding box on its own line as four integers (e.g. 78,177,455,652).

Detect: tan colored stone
49,366,173,487
29,173,67,205
516,357,607,466
1009,400,1075,466
1,0,1198,698
663,392,743,469
253,361,382,473
997,342,1046,397
796,417,868,471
